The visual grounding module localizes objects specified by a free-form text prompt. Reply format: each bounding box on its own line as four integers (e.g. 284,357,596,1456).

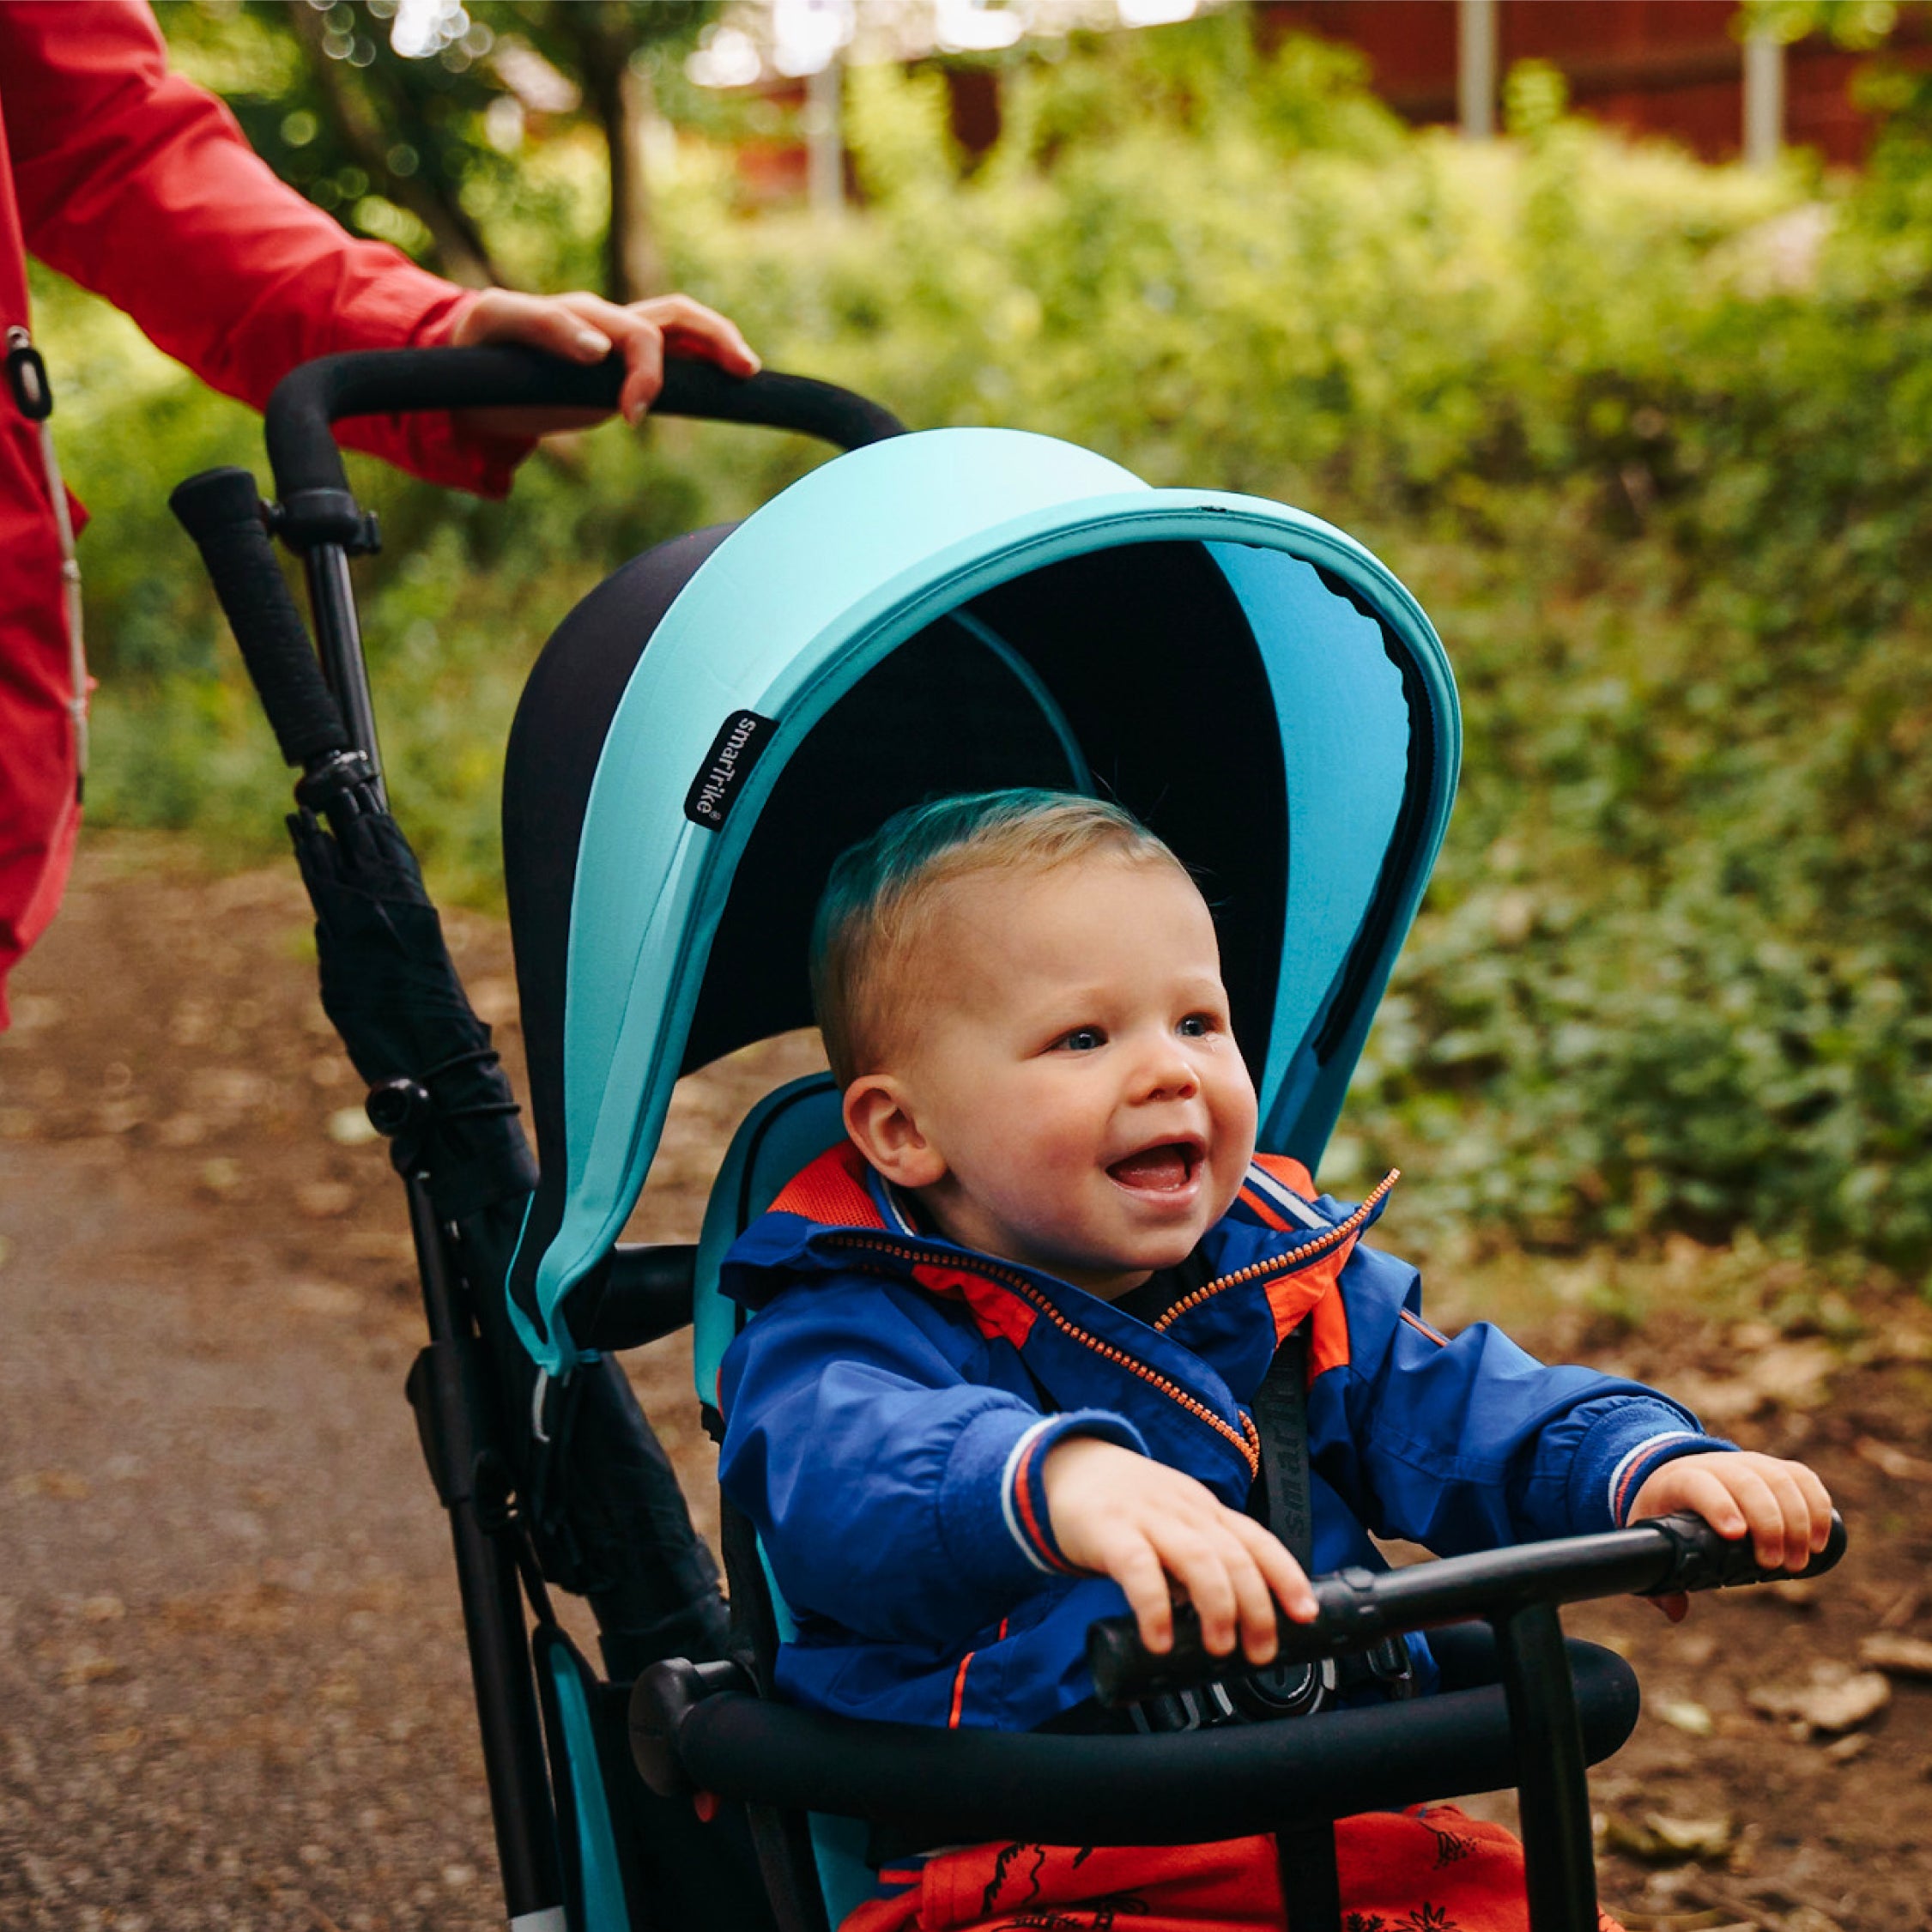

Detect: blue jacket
717,1142,1728,1733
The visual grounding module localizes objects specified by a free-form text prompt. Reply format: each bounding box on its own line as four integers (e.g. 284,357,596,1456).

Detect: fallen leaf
197,1156,245,1199
294,1180,355,1220
11,1469,91,1501
1745,1338,1838,1409
59,1650,124,1687
1646,1814,1734,1859
1783,1910,1844,1932
289,1281,359,1318
1747,1664,1890,1733
1859,1632,1932,1679
1602,1810,1735,1864
1656,1699,1715,1737
326,1106,379,1148
1853,1434,1932,1482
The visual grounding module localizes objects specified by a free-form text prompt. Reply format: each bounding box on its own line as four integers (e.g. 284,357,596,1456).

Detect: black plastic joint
366,1076,433,1142
628,1658,754,1796
1317,1566,1386,1645
274,488,381,553
294,747,377,814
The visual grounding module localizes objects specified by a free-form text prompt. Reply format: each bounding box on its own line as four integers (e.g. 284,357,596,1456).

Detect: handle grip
167,466,350,769
1087,1509,1847,1709
264,346,905,517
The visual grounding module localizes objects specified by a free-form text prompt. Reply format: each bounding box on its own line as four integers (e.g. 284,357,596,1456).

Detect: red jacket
0,0,526,1025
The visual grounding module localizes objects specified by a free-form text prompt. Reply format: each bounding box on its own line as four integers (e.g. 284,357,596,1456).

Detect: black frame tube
301,544,387,798
403,1172,564,1924
1493,1602,1597,1932
1276,1823,1344,1932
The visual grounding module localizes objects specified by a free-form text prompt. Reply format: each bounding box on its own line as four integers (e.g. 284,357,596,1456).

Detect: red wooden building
1257,0,1882,165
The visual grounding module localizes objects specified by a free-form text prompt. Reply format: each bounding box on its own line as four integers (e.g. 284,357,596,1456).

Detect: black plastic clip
5,328,51,422
270,488,383,555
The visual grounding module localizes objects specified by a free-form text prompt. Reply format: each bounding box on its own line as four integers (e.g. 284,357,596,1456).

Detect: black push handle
167,466,350,769
1087,1509,1848,1708
264,346,906,516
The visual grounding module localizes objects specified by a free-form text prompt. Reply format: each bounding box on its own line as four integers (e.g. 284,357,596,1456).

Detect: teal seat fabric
509,427,1460,1377
693,1075,843,1408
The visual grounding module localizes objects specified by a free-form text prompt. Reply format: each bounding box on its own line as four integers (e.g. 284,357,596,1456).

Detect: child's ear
843,1075,948,1190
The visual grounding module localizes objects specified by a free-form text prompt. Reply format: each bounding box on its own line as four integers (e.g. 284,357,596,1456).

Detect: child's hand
1041,1437,1317,1665
1628,1451,1833,1579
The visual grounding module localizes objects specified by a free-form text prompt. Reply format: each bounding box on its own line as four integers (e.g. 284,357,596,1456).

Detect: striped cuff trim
1000,1418,1075,1575
1608,1431,1701,1524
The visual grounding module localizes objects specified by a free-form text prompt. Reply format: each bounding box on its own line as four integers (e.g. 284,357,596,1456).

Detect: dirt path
2,839,1929,1931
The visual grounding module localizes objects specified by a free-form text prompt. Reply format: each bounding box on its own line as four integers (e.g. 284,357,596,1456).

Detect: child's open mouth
1105,1142,1202,1194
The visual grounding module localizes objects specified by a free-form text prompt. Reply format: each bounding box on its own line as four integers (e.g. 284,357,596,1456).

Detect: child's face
849,853,1259,1299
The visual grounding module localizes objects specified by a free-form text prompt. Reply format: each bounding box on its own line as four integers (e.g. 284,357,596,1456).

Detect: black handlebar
172,349,905,794
264,346,906,522
1087,1509,1848,1708
167,465,353,772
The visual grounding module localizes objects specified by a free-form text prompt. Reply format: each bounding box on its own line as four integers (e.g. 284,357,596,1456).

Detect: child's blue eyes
1055,1016,1217,1051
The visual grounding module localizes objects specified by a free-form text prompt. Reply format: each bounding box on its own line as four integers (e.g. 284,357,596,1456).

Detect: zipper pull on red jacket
5,324,52,421
7,324,86,796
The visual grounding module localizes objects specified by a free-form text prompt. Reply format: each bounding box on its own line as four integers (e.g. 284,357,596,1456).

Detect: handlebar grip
1649,1506,1848,1594
168,466,349,769
263,346,906,512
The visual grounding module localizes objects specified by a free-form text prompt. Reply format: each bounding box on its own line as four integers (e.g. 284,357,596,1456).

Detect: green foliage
51,13,1932,1272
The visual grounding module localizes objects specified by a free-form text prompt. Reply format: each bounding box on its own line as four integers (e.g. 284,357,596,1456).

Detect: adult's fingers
452,288,612,361
559,292,760,421
641,293,761,376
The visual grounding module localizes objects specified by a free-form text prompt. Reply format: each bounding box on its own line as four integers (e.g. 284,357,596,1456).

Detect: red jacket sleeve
3,0,530,495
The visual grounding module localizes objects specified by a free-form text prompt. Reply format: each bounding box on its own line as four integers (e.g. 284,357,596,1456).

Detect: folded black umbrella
288,801,728,1671
290,802,536,1223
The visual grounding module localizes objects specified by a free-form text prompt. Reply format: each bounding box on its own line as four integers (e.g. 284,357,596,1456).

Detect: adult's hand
445,288,760,435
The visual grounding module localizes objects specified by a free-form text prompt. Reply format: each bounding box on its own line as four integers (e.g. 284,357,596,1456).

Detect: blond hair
809,789,1184,1087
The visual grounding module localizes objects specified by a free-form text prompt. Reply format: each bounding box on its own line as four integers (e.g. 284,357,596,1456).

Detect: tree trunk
566,16,661,302
288,4,504,288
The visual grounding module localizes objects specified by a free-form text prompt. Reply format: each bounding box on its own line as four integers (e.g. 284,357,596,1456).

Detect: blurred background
33,0,1932,1285
8,10,1932,1926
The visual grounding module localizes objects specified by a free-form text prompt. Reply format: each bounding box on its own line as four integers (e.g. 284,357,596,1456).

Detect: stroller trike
170,348,1844,1932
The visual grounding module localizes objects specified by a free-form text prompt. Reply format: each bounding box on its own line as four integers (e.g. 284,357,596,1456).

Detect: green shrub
42,15,1932,1273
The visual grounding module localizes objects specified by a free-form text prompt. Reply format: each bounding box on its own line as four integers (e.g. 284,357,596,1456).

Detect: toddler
717,790,1832,1932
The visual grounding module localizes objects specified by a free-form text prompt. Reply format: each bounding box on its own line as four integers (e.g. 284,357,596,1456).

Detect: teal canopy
509,427,1458,1377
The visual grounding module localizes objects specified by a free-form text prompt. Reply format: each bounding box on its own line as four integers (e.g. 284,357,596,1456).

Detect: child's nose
1133,1042,1199,1102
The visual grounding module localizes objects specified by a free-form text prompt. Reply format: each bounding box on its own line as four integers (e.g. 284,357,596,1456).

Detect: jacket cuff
1567,1403,1735,1534
937,1407,1147,1592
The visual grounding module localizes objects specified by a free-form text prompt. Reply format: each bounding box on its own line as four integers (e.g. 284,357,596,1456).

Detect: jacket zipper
6,325,87,797
822,1232,1263,1476
1152,1169,1400,1333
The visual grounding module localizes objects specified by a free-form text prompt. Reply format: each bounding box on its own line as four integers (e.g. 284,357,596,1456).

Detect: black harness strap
1250,1326,1316,1572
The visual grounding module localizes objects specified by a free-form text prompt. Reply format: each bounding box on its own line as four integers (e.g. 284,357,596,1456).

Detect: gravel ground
3,838,1930,1931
